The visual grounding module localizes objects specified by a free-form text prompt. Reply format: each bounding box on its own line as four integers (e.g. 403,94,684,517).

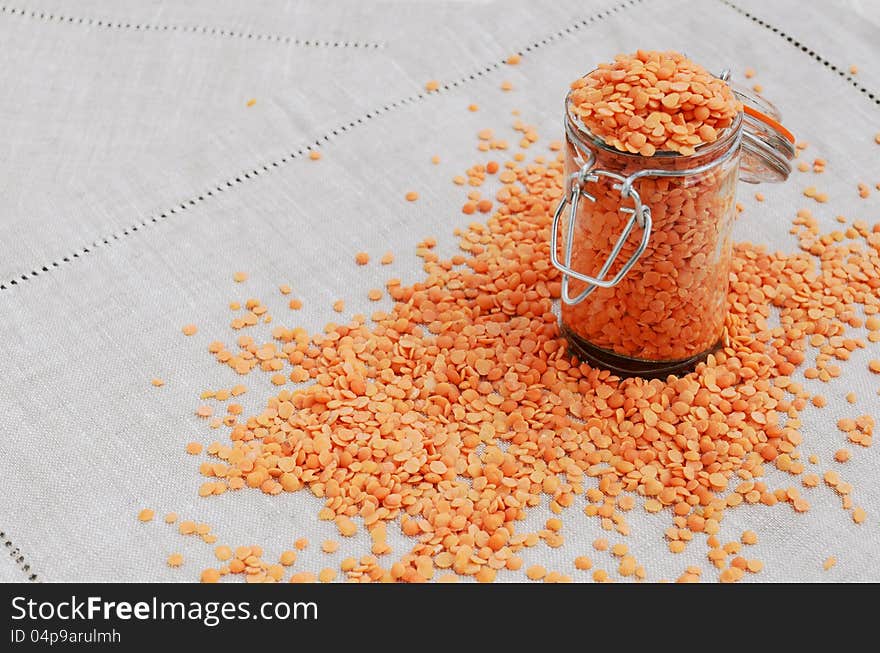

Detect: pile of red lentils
568,49,741,157
140,59,880,584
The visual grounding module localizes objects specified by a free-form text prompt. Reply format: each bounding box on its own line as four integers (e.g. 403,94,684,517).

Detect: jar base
561,324,721,379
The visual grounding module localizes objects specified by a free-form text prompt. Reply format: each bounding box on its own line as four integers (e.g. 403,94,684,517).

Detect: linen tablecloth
1,0,878,582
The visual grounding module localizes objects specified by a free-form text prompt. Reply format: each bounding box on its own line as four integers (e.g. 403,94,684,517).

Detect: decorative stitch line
1,529,39,582
718,0,879,106
0,4,385,49
0,0,646,293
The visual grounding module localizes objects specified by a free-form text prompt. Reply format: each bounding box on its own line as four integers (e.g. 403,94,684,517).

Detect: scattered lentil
200,568,220,583
852,507,867,524
574,556,592,570
741,531,758,546
289,572,316,583
592,569,610,583
137,509,154,522
526,565,547,580
319,568,337,583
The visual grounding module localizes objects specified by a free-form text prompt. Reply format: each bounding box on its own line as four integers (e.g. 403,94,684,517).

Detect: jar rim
564,87,744,162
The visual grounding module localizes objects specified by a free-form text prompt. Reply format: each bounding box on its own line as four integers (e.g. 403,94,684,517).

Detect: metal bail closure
550,164,652,306
730,82,796,184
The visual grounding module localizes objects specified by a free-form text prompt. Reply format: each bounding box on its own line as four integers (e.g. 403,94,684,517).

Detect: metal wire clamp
550,128,742,306
550,154,652,306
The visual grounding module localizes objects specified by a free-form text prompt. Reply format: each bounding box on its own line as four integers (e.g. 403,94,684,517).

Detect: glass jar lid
729,82,796,184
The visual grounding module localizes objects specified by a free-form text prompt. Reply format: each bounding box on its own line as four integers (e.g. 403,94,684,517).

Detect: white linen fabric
0,0,878,582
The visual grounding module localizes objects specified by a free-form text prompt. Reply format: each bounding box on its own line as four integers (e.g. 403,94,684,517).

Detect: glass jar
551,74,795,377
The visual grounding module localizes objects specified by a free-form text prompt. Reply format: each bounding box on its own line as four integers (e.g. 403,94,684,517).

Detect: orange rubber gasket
743,104,795,144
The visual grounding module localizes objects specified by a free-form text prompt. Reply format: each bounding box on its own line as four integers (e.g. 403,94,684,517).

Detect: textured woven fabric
0,0,878,583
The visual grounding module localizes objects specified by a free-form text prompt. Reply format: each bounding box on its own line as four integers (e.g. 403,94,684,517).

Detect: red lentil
592,570,610,583
200,568,220,583
319,568,337,583
574,556,592,570
526,565,547,580
853,507,867,524
137,509,154,522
